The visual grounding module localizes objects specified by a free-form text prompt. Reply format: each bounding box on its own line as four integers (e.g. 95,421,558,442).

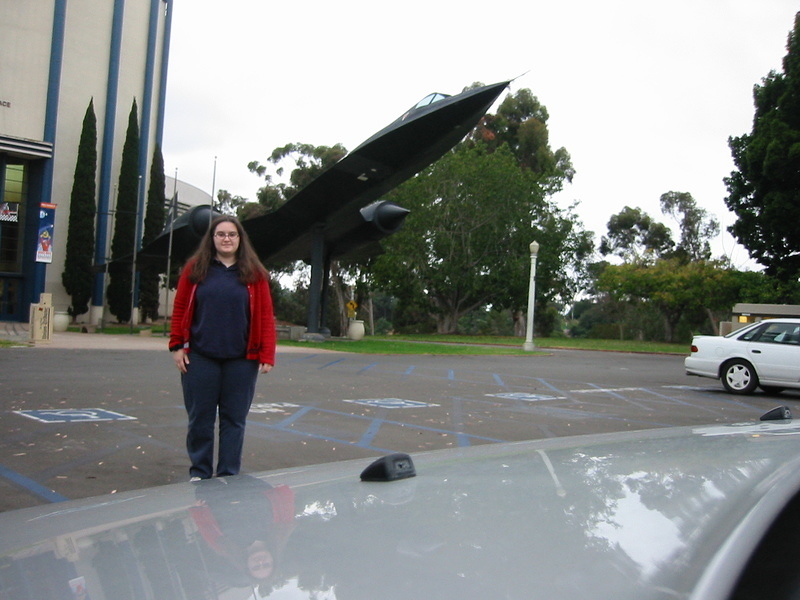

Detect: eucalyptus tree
247,142,347,211
471,87,575,190
371,86,592,335
659,191,719,262
245,142,353,332
216,189,248,216
599,206,674,263
373,143,591,334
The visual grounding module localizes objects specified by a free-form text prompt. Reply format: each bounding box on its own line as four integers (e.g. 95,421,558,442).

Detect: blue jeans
181,352,259,478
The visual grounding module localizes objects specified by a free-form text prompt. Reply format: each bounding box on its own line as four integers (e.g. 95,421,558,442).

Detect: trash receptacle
29,293,54,343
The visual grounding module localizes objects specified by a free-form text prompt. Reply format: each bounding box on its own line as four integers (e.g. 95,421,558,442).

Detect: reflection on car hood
3,421,800,599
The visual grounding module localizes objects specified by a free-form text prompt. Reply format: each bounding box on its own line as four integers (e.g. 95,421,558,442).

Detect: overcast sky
161,1,798,270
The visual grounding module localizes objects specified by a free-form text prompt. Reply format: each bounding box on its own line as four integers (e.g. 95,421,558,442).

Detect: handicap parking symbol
343,398,440,409
486,392,563,402
250,402,299,413
14,408,137,423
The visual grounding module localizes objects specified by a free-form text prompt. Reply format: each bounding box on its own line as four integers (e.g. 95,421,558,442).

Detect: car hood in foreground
3,420,800,599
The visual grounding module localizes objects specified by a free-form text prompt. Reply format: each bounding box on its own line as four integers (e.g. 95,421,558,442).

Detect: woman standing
169,216,276,480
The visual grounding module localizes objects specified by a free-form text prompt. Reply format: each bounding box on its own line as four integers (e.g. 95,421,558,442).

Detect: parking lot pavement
3,327,310,352
1,331,795,512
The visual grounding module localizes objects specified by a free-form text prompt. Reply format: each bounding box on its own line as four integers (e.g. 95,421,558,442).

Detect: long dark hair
186,215,268,284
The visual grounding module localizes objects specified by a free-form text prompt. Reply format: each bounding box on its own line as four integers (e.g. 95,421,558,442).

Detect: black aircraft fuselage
137,80,510,332
242,81,510,264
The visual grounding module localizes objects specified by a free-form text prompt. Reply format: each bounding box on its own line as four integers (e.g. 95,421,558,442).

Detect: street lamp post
522,241,539,351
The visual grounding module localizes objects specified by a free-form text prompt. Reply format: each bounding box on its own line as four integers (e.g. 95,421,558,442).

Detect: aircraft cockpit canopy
414,92,449,109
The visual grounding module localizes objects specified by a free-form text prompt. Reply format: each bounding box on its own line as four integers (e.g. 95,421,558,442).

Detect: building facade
0,0,172,324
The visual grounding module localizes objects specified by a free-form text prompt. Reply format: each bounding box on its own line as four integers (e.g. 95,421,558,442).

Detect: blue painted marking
536,378,568,394
358,362,379,374
358,418,385,447
447,370,455,380
339,409,503,444
449,398,471,448
533,379,581,404
403,366,415,376
250,405,505,452
274,405,313,427
249,421,394,454
640,388,721,415
284,354,320,363
0,464,69,503
15,409,137,424
493,373,505,386
320,358,347,369
585,384,654,411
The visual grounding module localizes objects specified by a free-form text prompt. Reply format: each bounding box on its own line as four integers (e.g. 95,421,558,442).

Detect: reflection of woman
170,216,276,480
189,476,295,587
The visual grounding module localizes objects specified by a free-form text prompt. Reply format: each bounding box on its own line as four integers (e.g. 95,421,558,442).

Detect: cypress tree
139,144,166,321
107,99,140,323
62,99,97,318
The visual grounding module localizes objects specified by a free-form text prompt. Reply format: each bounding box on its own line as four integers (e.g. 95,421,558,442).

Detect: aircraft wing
244,80,510,263
133,80,510,269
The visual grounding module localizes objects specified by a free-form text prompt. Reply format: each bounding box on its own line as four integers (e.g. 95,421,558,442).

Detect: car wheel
760,385,785,395
721,359,759,394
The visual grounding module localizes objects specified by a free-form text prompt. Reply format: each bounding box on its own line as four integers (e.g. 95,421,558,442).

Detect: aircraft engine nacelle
324,200,410,260
177,204,224,239
358,201,410,238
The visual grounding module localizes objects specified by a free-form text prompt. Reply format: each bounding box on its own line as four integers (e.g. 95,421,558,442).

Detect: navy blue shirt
191,260,250,359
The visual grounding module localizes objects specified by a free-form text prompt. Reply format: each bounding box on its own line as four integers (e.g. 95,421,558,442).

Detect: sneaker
190,476,202,482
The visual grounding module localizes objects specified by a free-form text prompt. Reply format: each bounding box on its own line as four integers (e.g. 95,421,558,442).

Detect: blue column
92,0,126,308
28,0,67,304
156,0,173,147
137,0,161,247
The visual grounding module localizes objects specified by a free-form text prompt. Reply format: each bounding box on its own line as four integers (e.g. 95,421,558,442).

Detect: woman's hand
173,348,190,374
258,363,273,374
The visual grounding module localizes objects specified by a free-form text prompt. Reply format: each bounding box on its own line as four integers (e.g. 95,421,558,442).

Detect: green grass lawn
5,325,689,356
280,334,689,355
280,337,543,355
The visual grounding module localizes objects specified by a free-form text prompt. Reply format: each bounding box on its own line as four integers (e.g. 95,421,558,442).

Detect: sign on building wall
0,202,18,222
36,202,56,263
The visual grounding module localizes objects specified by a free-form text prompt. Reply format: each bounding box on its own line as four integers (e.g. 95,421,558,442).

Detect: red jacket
189,484,296,556
169,261,276,365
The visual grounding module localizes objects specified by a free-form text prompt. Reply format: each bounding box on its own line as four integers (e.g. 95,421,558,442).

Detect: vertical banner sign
36,203,57,263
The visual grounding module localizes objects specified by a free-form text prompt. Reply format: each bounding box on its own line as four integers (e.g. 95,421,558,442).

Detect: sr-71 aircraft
139,80,510,332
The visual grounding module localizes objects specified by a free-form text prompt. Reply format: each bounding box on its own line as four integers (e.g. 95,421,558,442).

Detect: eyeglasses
250,559,273,570
214,231,239,239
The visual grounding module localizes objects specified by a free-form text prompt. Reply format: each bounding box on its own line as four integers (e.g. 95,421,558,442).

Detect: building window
0,277,19,316
0,160,27,273
0,159,27,319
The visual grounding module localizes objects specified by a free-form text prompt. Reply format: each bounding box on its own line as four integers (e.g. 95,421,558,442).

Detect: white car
685,318,800,394
2,417,800,599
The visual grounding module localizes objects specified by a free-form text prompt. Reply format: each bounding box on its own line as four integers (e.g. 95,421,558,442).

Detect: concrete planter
53,311,70,332
347,320,365,341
